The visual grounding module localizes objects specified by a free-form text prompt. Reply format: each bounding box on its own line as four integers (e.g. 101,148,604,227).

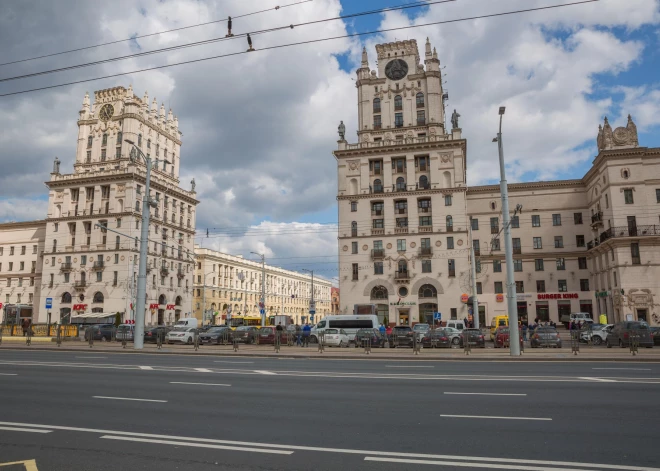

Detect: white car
580,324,613,345
166,327,197,345
323,328,351,347
443,327,463,346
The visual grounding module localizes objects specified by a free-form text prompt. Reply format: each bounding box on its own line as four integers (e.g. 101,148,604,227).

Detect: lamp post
237,271,247,317
302,269,315,324
124,139,169,350
201,271,215,326
493,107,521,356
251,252,265,326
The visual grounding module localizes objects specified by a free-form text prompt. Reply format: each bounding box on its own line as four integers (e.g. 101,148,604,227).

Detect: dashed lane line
443,392,527,396
0,426,51,433
101,435,293,455
440,414,552,421
93,396,167,403
364,457,591,471
170,382,231,387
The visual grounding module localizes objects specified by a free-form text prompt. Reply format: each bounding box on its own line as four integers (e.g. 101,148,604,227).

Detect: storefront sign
149,303,159,309
537,293,578,300
166,304,176,310
516,294,532,299
460,294,469,303
390,301,416,306
496,294,504,303
72,304,87,311
595,291,610,298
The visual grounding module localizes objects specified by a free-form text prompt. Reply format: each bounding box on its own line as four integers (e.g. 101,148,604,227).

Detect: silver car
413,323,430,341
443,327,463,346
580,324,613,345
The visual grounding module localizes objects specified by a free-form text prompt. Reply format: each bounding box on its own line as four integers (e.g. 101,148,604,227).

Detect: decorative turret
597,115,639,151
425,37,432,58
160,103,166,119
126,84,134,99
361,47,369,68
151,98,158,115
167,108,174,123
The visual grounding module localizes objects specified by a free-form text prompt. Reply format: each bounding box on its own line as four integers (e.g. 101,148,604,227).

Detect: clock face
385,59,409,81
99,104,114,122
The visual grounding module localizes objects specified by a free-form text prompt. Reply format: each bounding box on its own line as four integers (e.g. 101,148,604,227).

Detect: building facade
335,40,660,327
331,287,340,314
193,247,333,325
1,86,199,325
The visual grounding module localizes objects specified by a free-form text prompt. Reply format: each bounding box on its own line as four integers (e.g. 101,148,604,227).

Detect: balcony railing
448,269,456,277
588,225,660,249
491,226,499,234
371,249,385,260
419,226,433,233
92,261,104,270
474,248,481,256
418,206,431,213
395,270,410,280
371,228,385,236
394,227,408,234
74,281,87,290
371,209,383,216
591,211,603,225
419,247,432,257
513,247,522,255
61,262,73,271
177,269,185,279
417,119,426,126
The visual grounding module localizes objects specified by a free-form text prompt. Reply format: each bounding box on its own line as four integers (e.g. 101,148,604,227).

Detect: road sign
45,298,52,309
260,309,265,315
433,312,441,321
259,302,264,308
309,309,316,315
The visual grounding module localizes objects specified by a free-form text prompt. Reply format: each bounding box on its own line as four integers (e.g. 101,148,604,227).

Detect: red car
256,326,288,345
493,327,523,348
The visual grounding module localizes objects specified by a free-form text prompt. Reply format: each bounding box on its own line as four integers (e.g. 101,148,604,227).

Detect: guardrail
0,324,79,337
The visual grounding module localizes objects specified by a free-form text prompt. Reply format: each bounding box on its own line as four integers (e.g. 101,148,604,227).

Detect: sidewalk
1,339,658,361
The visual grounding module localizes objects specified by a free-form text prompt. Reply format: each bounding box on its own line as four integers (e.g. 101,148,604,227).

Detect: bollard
56,325,62,347
317,333,325,354
364,336,371,355
286,331,293,347
194,330,200,351
274,331,281,353
157,330,163,350
26,329,32,346
571,330,580,355
233,337,239,352
463,331,471,356
0,327,3,346
630,330,639,356
412,333,420,355
121,331,127,349
88,329,94,348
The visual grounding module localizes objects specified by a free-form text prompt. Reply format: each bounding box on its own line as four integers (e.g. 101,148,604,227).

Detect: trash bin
599,314,607,325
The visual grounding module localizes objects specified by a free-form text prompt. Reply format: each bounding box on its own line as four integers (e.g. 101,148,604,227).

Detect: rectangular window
372,219,384,228
101,149,106,161
9,262,14,271
10,246,14,255
556,258,566,270
473,240,480,255
578,257,587,270
533,237,542,249
350,201,357,212
512,238,521,254
397,239,406,251
419,216,432,227
422,260,432,273
554,236,564,248
395,113,403,128
471,218,479,230
510,215,519,228
513,259,523,272
450,308,457,320
420,238,430,249
114,254,119,264
515,281,524,293
394,200,407,214
113,271,118,286
81,255,87,265
576,235,585,247
444,195,452,206
374,261,383,275
536,280,546,293
397,217,409,227
491,238,500,251
624,189,634,204
448,259,456,277
415,156,428,171
64,272,70,283
493,260,502,273
447,237,454,249
351,242,358,254
494,281,503,294
656,189,660,203
631,243,641,265
490,217,499,234
373,115,382,129
19,262,24,271
580,279,590,291
417,110,425,125
535,259,544,271
476,260,482,273
86,151,91,162
558,279,568,292
96,271,102,282
574,213,583,224
476,282,482,295
532,215,541,227
614,271,618,286
552,214,562,226
352,263,359,281
21,245,26,255
32,245,37,254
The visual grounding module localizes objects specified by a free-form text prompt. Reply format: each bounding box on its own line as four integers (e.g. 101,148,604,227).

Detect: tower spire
361,46,369,68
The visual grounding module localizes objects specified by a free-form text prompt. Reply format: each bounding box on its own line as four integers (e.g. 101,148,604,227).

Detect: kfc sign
537,293,579,300
149,303,159,309
166,304,176,310
73,304,88,311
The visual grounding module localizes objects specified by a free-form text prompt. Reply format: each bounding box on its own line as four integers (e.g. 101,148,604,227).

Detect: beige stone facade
336,40,660,327
193,247,333,325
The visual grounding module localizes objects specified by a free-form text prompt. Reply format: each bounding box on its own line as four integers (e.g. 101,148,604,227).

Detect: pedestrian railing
463,331,471,356
363,336,372,355
317,332,325,354
274,331,281,353
571,330,580,355
156,330,164,350
412,334,420,355
629,330,640,356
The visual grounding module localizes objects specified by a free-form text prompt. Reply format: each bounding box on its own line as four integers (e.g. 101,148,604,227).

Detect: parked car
443,327,463,346
84,324,115,341
651,327,660,346
579,324,612,345
199,326,233,344
144,326,171,343
389,325,414,348
324,328,351,347
115,324,135,342
458,328,486,348
606,321,654,348
233,326,259,344
421,329,451,348
355,328,387,348
255,326,279,344
166,327,198,345
413,323,430,341
493,327,523,348
530,326,562,348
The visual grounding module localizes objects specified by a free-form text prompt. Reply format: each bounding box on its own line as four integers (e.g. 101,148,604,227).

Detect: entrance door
478,306,486,328
398,309,409,326
636,309,648,322
517,301,528,324
627,216,637,236
158,309,164,325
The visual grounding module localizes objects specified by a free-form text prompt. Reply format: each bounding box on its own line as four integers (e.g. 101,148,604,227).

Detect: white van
445,320,466,331
311,315,379,343
174,318,198,329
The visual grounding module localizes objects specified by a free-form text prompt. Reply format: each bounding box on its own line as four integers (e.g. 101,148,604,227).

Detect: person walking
295,324,302,346
379,323,386,336
521,323,528,342
302,323,311,347
21,318,30,337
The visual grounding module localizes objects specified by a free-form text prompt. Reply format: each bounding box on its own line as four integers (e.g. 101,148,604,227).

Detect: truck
174,317,198,329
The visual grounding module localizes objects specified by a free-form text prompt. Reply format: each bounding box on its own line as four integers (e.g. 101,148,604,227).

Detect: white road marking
441,414,551,421
254,370,277,375
214,361,254,364
101,435,292,455
364,457,588,471
93,396,167,403
170,382,231,387
580,377,618,382
443,392,527,397
1,420,659,471
138,366,154,370
75,356,107,359
194,368,213,373
386,365,434,368
0,373,17,376
0,426,51,434
592,368,651,371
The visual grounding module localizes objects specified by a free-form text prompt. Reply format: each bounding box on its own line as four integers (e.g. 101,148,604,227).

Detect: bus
228,316,262,329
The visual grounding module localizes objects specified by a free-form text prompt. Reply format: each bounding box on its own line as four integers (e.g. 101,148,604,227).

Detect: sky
0,0,659,284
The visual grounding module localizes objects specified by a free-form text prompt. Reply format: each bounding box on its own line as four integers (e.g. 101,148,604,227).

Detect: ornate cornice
334,138,466,159
338,186,467,201
467,179,584,194
0,220,47,230
78,112,181,146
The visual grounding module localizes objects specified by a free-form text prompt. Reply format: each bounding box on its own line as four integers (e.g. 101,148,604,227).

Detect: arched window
396,177,406,191
56,205,62,218
159,294,167,305
394,95,402,111
351,221,358,237
371,286,389,300
418,284,437,298
373,179,383,194
93,292,104,303
419,175,429,190
80,272,86,283
373,98,381,113
102,133,108,146
349,178,358,195
416,92,425,108
172,214,175,223
443,171,452,188
87,135,93,148
398,259,408,273
147,139,151,149
175,296,182,306
61,292,72,304
117,199,123,212
446,215,453,232
138,134,142,147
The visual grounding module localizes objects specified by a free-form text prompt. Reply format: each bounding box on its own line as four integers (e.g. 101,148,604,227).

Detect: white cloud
0,198,49,223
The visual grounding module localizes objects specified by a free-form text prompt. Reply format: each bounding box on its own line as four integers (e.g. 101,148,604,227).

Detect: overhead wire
0,0,600,98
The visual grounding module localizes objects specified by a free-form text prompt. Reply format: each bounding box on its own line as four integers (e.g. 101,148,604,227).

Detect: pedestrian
521,323,528,342
276,323,283,332
21,318,30,337
295,324,302,346
302,323,311,347
386,324,392,337
379,323,386,336
463,317,468,328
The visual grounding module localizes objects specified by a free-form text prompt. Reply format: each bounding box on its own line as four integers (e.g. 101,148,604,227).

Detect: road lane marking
0,426,51,433
170,382,231,387
364,457,588,471
194,368,213,373
441,414,551,421
93,396,167,403
100,435,292,455
138,366,154,370
0,460,40,470
254,370,277,375
592,368,651,371
386,365,434,368
580,377,618,382
443,392,527,397
75,356,107,359
1,420,659,471
0,373,17,376
214,361,254,364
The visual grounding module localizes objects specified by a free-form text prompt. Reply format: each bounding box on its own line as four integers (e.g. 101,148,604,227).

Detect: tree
114,312,121,327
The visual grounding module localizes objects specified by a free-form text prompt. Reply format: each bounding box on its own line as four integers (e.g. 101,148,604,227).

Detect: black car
606,321,654,348
389,326,414,348
530,326,562,348
233,326,259,344
144,326,171,343
354,328,387,348
200,326,233,344
84,324,115,341
421,329,452,348
458,328,486,348
651,327,660,346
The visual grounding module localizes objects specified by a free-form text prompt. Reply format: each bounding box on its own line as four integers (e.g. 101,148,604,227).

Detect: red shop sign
537,293,579,300
149,303,159,309
73,304,88,311
166,304,176,310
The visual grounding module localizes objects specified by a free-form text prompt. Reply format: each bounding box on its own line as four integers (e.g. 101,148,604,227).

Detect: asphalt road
0,350,659,471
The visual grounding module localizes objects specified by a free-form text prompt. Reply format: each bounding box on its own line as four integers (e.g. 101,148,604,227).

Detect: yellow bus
228,316,262,330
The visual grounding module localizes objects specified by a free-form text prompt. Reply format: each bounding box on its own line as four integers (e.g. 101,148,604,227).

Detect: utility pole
470,246,479,330
252,252,265,326
302,269,315,324
494,107,520,356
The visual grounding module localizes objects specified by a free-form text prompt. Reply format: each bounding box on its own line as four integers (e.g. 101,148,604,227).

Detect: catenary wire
0,0,314,68
0,0,600,98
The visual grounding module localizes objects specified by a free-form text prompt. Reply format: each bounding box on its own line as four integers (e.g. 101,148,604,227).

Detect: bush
114,312,121,327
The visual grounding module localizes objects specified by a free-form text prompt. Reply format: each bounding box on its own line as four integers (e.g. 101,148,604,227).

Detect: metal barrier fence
0,324,79,337
317,332,325,353
463,331,471,355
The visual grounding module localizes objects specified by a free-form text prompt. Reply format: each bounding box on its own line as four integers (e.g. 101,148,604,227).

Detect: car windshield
536,327,556,332
499,328,510,333
117,325,131,331
630,322,649,330
207,327,225,332
236,326,253,331
414,324,429,331
170,327,188,332
394,326,411,331
325,329,338,334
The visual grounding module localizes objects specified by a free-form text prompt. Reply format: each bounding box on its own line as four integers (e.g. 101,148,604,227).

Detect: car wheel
187,337,193,345
592,336,602,346
452,337,459,345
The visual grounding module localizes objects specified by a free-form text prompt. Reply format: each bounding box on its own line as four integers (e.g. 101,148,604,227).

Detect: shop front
535,301,550,322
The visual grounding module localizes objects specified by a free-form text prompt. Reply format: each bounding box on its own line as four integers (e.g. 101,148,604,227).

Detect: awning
70,313,116,319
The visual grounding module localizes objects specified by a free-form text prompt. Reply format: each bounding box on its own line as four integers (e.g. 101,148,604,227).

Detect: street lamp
237,271,247,317
123,138,170,350
302,269,315,324
201,271,216,326
251,252,265,326
493,107,521,356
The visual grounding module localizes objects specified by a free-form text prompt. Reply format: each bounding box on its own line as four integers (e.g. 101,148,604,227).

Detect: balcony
591,211,604,228
61,262,73,271
371,209,384,217
491,226,499,234
74,281,87,291
371,249,385,260
474,248,481,256
446,226,454,233
92,261,104,270
591,225,660,247
419,247,433,257
177,269,185,279
418,226,432,233
395,227,408,234
448,269,456,277
418,206,431,213
160,265,170,276
395,208,408,215
395,270,410,280
371,228,385,236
